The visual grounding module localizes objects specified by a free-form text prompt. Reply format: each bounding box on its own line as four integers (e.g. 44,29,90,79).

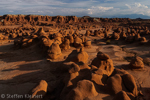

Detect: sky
0,0,150,18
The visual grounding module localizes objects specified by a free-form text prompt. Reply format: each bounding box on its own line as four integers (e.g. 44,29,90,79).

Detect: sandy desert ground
0,15,150,100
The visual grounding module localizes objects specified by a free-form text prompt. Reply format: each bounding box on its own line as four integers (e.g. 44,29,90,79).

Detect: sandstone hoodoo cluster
26,27,93,60
111,26,150,44
28,52,139,100
91,51,114,76
0,15,149,47
68,48,89,63
0,14,149,100
129,56,144,69
107,69,138,97
0,15,131,26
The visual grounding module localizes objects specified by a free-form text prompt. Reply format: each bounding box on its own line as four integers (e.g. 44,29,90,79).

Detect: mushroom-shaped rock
70,48,89,63
122,74,138,96
113,91,131,100
129,57,144,69
63,64,91,88
84,40,91,48
60,38,70,51
76,48,89,63
41,38,54,51
97,51,110,60
54,36,62,45
47,42,62,59
74,36,83,48
135,33,141,41
91,57,114,76
67,35,74,44
143,57,150,66
140,37,147,44
66,80,98,100
107,74,123,95
81,36,87,43
11,33,17,38
29,80,48,100
69,63,80,74
85,30,91,36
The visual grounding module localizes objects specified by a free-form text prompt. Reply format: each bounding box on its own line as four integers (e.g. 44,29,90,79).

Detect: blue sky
0,0,150,17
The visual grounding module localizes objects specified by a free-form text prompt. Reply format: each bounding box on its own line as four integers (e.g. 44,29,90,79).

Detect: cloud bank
0,0,150,18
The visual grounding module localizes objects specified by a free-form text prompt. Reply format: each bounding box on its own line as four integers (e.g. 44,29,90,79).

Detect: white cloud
88,9,93,14
135,3,142,7
98,6,114,11
125,3,148,9
88,6,114,15
125,4,131,9
135,3,148,9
